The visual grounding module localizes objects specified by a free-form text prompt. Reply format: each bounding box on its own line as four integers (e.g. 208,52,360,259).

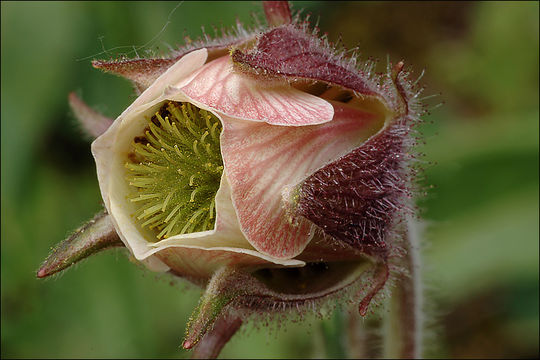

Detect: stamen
209,198,215,219
128,178,155,187
204,143,212,156
137,204,164,220
180,208,206,234
161,148,175,163
182,105,200,137
146,163,169,171
130,193,161,202
210,122,219,141
190,188,200,202
159,138,176,152
200,131,209,144
141,213,165,228
192,139,200,157
163,209,186,238
171,122,192,148
162,190,175,212
204,113,212,132
125,101,224,241
133,143,154,157
174,144,187,160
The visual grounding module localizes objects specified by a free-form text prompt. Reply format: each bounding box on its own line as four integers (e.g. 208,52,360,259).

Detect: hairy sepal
231,25,380,96
93,57,179,94
230,24,426,125
297,121,412,258
68,92,114,139
37,211,124,278
293,57,424,257
92,20,262,94
183,259,387,348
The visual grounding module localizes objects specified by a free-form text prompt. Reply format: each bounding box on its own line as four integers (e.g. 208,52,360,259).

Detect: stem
384,214,423,358
320,307,347,358
347,309,383,359
191,315,242,359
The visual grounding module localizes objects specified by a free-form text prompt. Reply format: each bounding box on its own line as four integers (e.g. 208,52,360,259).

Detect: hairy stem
384,214,423,358
347,309,383,358
320,307,347,358
191,315,242,359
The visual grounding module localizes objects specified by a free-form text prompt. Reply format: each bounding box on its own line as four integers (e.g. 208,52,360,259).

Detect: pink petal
221,102,386,259
181,56,334,126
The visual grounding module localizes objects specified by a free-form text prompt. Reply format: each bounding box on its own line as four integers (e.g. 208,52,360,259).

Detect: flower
38,1,426,356
92,46,390,275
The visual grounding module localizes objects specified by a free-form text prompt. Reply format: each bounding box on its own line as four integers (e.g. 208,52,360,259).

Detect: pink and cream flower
92,43,399,276
39,2,425,354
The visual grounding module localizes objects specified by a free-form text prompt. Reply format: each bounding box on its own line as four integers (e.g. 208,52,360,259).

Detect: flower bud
38,1,426,356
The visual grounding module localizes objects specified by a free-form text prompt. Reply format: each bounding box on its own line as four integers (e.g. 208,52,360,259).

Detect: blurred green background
1,1,538,358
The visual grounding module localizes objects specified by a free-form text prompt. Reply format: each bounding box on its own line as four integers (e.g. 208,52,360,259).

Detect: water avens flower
38,2,429,358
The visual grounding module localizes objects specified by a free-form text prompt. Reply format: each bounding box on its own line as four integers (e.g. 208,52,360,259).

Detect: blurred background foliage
1,1,538,358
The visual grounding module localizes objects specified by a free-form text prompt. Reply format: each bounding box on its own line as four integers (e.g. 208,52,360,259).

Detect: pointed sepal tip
36,211,124,278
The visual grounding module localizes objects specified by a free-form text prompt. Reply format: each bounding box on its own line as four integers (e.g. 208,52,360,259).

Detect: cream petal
92,49,305,274
181,56,334,126
92,48,210,215
68,92,114,139
130,48,209,106
220,101,386,259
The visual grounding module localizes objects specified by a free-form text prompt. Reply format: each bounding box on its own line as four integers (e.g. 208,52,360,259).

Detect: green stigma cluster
125,101,223,241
